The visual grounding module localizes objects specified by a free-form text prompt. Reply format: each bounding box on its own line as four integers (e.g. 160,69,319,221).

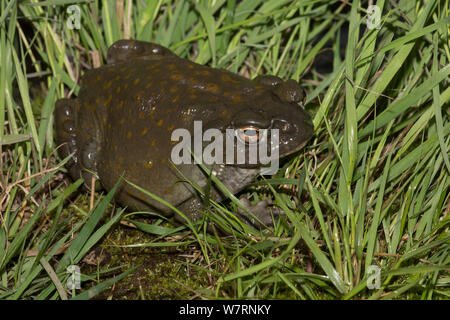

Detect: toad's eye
236,126,261,144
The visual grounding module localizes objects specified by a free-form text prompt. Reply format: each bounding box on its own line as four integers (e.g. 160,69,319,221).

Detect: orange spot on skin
156,119,164,126
127,131,132,139
138,112,145,119
104,80,113,89
188,77,199,85
148,108,156,120
133,78,141,85
119,118,125,125
170,74,183,81
151,139,157,147
95,97,101,105
167,125,175,131
146,82,153,88
231,93,242,103
141,127,148,135
220,74,234,82
205,83,220,94
171,96,180,103
194,69,210,77
104,94,112,106
145,160,154,169
220,109,230,118
161,158,167,164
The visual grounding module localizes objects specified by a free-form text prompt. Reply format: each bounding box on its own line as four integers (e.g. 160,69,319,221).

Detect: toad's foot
237,195,284,229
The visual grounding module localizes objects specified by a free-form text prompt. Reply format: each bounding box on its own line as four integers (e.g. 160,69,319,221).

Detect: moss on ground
82,223,209,299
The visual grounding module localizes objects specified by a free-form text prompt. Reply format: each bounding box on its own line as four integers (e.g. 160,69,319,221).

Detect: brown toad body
55,40,313,227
